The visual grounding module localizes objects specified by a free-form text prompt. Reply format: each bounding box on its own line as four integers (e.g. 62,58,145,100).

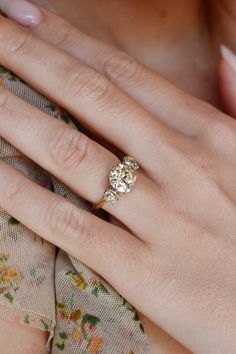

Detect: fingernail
0,0,43,26
221,45,236,72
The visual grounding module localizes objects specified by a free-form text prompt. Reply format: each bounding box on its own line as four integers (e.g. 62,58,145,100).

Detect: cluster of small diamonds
104,156,139,204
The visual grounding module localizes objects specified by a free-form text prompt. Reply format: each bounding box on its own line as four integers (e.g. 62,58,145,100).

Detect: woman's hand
0,9,236,354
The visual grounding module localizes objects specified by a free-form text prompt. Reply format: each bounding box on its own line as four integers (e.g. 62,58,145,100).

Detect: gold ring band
92,156,139,210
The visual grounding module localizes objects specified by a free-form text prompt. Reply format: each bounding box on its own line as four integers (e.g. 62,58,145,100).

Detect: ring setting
93,156,139,210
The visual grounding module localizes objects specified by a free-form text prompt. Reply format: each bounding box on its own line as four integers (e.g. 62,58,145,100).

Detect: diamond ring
92,156,139,210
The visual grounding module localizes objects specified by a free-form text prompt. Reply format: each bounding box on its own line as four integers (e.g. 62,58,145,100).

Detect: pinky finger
0,160,145,297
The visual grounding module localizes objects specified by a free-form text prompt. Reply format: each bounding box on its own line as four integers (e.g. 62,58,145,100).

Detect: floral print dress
0,8,150,352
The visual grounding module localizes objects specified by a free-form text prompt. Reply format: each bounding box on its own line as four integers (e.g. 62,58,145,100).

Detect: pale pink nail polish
221,45,236,72
0,0,43,26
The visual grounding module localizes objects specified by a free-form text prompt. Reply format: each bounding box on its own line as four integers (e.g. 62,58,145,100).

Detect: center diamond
109,163,136,193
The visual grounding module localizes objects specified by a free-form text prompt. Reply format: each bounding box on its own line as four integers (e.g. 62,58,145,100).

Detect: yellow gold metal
92,198,106,211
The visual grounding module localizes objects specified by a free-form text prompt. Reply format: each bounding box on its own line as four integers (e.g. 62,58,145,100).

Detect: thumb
219,46,236,118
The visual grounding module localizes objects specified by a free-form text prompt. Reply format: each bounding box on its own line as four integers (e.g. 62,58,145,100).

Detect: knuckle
64,63,113,102
48,125,88,169
3,176,25,204
52,22,74,48
5,31,31,55
200,111,236,143
0,88,8,113
46,200,84,238
102,53,140,84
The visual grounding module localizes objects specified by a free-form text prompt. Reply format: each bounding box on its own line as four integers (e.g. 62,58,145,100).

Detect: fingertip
0,0,43,27
219,57,236,118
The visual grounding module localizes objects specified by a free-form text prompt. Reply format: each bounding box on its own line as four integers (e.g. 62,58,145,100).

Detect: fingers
29,7,213,137
0,0,43,26
0,159,146,298
0,87,161,239
0,15,186,178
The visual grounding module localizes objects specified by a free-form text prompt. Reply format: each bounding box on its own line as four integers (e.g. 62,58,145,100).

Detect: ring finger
0,87,160,239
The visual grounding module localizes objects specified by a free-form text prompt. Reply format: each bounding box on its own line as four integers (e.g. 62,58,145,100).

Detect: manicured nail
221,45,236,72
0,0,43,26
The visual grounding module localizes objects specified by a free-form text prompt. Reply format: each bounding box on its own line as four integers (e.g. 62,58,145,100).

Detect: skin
0,317,48,354
0,1,236,353
49,0,220,105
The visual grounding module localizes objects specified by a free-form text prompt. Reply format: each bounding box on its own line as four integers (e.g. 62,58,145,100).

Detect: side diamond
123,156,139,170
104,189,119,204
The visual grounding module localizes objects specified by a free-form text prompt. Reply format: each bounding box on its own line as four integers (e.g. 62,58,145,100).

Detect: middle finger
0,15,189,178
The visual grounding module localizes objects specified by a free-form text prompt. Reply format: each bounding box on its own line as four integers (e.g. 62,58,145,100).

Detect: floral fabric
0,51,149,354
